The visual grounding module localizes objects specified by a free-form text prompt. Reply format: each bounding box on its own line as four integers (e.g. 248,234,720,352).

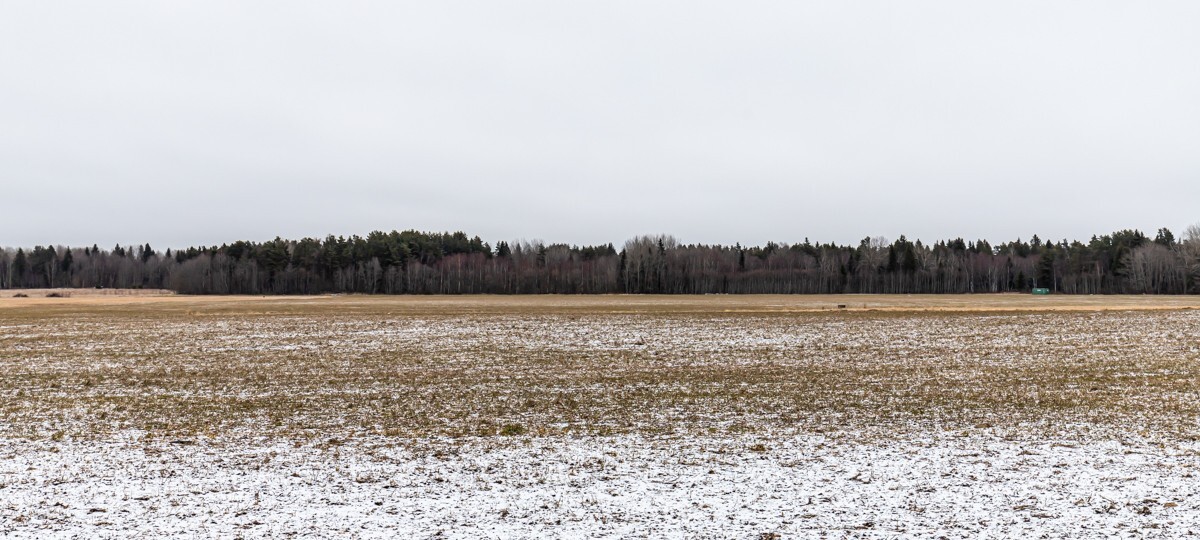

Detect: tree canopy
3,227,1200,295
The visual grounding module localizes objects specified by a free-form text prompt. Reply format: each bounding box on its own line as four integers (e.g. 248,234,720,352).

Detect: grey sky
2,1,1197,249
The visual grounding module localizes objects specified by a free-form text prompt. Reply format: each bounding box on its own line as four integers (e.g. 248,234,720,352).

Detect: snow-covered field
2,295,1199,537
4,433,1199,538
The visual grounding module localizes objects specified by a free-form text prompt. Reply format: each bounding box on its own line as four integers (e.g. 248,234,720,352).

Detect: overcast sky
2,1,1197,249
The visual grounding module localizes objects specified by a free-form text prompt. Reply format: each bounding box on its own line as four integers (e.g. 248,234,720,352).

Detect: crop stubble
2,294,1199,443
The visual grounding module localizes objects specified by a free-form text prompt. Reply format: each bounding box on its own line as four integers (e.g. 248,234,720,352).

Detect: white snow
2,432,1197,538
6,305,1200,537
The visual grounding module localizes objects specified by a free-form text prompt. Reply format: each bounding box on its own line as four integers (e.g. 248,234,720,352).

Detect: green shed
1032,288,1050,295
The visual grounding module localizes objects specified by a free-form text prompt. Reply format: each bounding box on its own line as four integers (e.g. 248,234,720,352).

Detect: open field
0,288,174,299
3,291,1200,312
2,293,1200,537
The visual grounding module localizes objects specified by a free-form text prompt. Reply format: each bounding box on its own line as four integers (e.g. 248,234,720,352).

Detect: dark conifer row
3,227,1198,294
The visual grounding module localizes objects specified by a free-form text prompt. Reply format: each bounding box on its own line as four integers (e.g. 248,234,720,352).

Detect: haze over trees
3,227,1200,295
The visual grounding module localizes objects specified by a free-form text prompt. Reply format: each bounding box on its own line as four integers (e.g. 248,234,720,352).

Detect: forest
3,226,1200,295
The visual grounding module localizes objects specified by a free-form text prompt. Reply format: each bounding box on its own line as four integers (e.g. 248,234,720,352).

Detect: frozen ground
2,432,1199,538
4,295,1200,537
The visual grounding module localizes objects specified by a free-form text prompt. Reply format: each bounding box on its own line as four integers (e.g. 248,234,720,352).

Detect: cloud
2,1,1197,248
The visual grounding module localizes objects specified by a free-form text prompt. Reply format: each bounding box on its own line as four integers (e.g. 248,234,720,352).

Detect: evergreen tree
13,249,27,285
60,249,74,274
1036,249,1056,289
1155,228,1175,247
617,249,627,291
901,244,918,273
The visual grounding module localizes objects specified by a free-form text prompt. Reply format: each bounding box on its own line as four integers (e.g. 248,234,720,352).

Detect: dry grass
0,288,174,300
2,293,1199,443
2,291,1200,312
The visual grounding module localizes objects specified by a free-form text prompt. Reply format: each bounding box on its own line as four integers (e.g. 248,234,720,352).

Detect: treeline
3,226,1200,295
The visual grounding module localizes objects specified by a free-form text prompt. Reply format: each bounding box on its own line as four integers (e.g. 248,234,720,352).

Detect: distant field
0,288,174,299
3,293,1200,537
3,290,1200,313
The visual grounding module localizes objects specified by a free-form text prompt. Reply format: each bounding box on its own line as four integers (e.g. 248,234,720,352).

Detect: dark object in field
45,292,68,298
13,293,29,298
837,304,847,309
500,423,527,436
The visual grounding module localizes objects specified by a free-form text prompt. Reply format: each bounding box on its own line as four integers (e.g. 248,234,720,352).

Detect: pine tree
1154,228,1175,247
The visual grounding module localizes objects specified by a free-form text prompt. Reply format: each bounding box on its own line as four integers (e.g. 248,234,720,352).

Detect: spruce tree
13,249,27,285
60,250,73,274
